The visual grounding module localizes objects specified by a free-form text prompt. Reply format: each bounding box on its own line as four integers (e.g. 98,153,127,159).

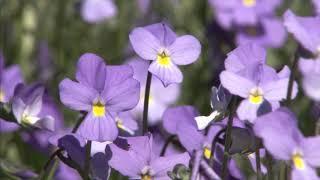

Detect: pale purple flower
129,22,201,87
254,108,320,180
220,44,298,122
128,58,180,124
109,135,190,179
81,0,117,23
298,58,320,101
209,0,282,29
284,10,320,101
59,53,140,142
313,0,320,14
236,17,287,48
12,84,55,131
284,10,320,55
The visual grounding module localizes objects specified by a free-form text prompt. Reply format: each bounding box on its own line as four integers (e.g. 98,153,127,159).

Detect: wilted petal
59,79,98,111
149,61,183,87
168,35,201,65
129,27,161,60
151,152,190,178
76,53,107,92
253,108,302,160
220,71,255,98
77,112,118,142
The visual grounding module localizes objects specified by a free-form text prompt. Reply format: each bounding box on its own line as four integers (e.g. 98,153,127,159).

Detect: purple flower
209,0,282,28
129,22,201,86
12,84,55,131
115,111,138,136
81,0,117,24
298,58,320,101
0,53,24,103
313,0,320,14
284,10,320,55
254,108,320,180
220,44,298,122
59,53,140,142
128,58,180,124
49,133,113,179
236,17,287,48
109,135,190,179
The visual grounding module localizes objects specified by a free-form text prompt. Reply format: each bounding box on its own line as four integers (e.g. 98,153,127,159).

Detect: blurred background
0,0,317,179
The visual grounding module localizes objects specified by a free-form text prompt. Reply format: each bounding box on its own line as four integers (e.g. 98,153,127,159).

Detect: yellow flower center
92,102,105,117
157,52,171,67
249,88,263,104
0,90,4,102
242,0,256,7
141,174,152,180
203,147,212,159
292,153,305,170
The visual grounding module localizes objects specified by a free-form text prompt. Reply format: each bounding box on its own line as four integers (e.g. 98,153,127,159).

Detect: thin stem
209,128,226,167
279,161,287,180
255,145,262,180
46,158,59,180
142,71,152,134
84,140,92,180
285,49,299,106
190,150,202,180
266,151,273,180
160,135,175,156
71,113,86,133
221,97,237,179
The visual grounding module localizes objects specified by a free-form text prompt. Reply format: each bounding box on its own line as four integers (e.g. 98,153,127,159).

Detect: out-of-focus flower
59,53,140,142
109,135,190,179
236,17,287,48
128,58,180,124
220,44,298,122
209,0,282,28
129,22,201,87
313,0,320,14
209,0,286,48
284,10,320,56
195,85,231,130
12,84,55,131
137,0,150,14
284,10,320,101
0,53,24,104
254,108,320,180
81,0,117,24
37,41,54,82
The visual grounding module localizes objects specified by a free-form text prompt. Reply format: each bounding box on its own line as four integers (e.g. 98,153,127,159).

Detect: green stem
84,140,92,180
46,158,59,180
142,71,152,134
285,49,299,106
160,135,175,156
266,151,273,180
255,145,262,180
221,97,237,179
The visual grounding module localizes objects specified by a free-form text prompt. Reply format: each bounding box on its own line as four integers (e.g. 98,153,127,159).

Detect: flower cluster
2,1,320,180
